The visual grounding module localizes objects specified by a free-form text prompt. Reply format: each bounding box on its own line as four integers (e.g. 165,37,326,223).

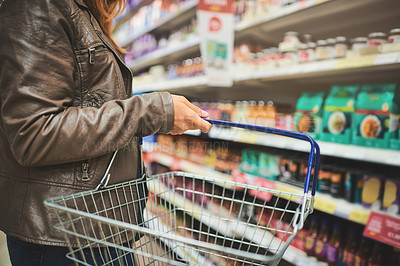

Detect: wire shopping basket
44,119,320,266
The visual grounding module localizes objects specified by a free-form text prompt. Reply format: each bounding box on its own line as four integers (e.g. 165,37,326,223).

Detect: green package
390,88,400,150
258,152,279,180
319,85,359,144
295,92,325,138
352,83,398,149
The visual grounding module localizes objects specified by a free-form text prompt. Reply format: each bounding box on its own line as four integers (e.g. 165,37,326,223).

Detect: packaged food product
351,37,368,51
306,42,317,62
390,88,400,149
388,28,400,44
334,36,348,58
295,92,325,138
352,83,399,149
361,175,384,210
367,32,387,46
320,85,359,144
316,40,329,61
258,152,279,180
318,168,331,194
382,178,400,215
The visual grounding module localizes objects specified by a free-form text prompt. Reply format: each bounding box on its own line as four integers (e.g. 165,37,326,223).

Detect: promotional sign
363,211,400,248
197,0,234,87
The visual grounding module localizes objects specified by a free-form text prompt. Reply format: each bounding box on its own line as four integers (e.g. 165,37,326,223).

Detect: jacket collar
74,0,88,9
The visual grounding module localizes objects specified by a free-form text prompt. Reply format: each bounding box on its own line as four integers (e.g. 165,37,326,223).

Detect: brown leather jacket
0,0,174,246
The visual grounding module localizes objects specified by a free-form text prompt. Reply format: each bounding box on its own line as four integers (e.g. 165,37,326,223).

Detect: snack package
382,178,400,215
361,175,384,210
352,83,398,149
319,85,359,144
295,92,325,138
258,152,279,180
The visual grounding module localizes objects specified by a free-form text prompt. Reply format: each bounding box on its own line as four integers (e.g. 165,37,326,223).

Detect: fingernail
201,110,209,117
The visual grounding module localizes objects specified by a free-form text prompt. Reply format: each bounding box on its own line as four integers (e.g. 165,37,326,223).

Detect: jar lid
317,40,327,45
368,32,387,38
284,31,298,36
336,36,347,42
389,28,400,35
326,38,336,45
353,37,368,43
308,42,316,48
299,43,308,49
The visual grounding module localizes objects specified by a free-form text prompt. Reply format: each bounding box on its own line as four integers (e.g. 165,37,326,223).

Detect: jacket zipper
88,47,95,64
96,31,133,96
82,162,89,181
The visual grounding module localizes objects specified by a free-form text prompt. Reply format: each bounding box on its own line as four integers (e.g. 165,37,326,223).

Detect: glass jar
283,31,300,44
351,37,368,51
388,28,400,44
367,32,387,46
307,42,316,62
298,43,309,63
334,36,348,58
316,40,328,60
326,38,336,59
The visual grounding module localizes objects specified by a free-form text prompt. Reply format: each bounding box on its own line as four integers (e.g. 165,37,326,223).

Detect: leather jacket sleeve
0,0,174,167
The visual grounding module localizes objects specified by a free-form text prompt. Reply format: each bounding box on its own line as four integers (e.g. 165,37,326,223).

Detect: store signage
197,0,234,87
363,211,400,248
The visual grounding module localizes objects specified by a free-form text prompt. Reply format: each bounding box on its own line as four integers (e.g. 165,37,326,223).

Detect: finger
183,99,209,118
192,115,212,133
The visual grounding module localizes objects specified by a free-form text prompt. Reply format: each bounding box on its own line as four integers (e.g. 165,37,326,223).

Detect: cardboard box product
294,92,325,138
352,83,398,149
320,85,359,144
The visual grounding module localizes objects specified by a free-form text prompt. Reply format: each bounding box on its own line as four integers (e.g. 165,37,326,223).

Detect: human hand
170,95,212,135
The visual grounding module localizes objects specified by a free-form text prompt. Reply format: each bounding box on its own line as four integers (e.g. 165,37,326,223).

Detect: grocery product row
147,162,400,265
153,134,400,217
188,83,400,150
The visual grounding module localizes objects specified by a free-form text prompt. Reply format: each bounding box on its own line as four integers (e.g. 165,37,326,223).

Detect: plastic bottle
265,101,276,128
354,237,371,266
326,223,343,265
315,218,330,261
304,215,319,256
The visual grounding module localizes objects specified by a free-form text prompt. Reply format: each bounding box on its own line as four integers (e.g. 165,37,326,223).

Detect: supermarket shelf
144,211,214,265
115,0,154,29
116,1,197,47
148,178,312,265
235,0,330,32
145,150,233,188
234,52,400,82
134,75,207,93
206,124,400,167
128,37,200,71
145,150,373,225
133,52,400,92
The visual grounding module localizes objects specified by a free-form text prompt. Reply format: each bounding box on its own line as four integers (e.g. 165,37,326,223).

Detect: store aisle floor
0,231,11,266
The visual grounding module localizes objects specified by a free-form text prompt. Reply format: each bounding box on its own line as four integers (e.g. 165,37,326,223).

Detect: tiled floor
0,231,11,266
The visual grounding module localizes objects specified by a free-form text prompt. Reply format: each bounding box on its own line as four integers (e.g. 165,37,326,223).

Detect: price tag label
334,58,355,70
363,211,400,248
374,53,399,65
348,208,370,224
353,55,376,68
237,131,258,144
314,197,337,214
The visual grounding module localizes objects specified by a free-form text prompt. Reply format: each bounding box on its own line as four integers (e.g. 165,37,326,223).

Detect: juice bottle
354,237,371,266
304,215,319,256
342,228,357,265
247,100,257,125
265,101,276,128
326,223,343,265
315,218,330,261
256,101,266,126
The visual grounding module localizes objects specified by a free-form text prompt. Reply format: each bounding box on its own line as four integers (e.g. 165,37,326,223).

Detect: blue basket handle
204,119,320,196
